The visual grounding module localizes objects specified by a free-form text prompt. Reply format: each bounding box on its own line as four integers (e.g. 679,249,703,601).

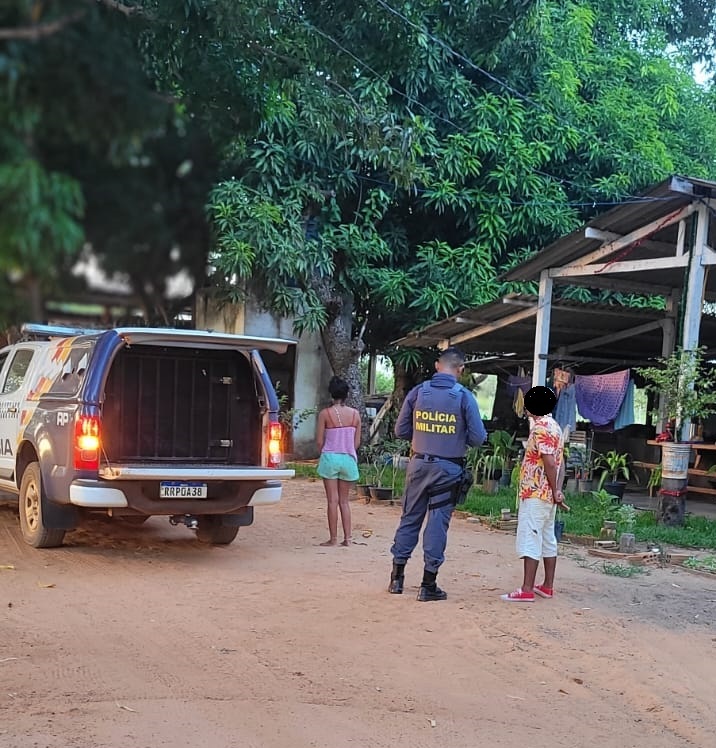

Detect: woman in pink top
316,376,361,546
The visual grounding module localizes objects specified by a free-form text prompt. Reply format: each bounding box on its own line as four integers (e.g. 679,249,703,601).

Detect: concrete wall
195,292,332,459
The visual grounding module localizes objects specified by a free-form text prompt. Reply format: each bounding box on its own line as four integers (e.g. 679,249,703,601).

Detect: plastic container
660,443,692,479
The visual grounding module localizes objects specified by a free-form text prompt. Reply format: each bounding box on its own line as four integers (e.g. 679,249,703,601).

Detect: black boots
417,569,447,602
389,565,447,600
388,562,405,594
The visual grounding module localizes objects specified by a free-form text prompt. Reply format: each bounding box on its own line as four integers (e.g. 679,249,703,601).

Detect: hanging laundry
553,383,577,431
614,379,636,430
574,370,630,426
514,386,525,418
553,368,571,396
507,375,531,395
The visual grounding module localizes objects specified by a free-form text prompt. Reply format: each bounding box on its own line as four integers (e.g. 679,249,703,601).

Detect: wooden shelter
397,175,716,379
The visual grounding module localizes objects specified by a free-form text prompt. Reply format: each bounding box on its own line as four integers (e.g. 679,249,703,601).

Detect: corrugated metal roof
503,175,716,283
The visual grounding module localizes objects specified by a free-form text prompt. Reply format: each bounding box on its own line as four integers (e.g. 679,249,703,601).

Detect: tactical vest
411,380,467,457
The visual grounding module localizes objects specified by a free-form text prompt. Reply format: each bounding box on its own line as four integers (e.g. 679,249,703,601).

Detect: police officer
388,347,487,601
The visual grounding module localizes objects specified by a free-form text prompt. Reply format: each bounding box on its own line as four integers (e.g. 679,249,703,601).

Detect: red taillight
268,421,282,467
74,415,100,471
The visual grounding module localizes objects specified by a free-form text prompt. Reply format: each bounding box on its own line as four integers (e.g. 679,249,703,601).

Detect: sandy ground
1,478,716,748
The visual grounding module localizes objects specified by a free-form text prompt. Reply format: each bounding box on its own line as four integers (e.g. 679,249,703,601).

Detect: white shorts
516,498,558,560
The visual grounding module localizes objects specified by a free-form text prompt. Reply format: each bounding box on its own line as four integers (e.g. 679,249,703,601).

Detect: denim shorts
317,452,359,482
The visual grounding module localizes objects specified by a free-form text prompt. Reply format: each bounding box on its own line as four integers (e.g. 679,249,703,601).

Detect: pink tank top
322,406,357,460
323,426,357,460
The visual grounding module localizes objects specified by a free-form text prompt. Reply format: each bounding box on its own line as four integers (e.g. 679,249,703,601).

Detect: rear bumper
69,478,285,514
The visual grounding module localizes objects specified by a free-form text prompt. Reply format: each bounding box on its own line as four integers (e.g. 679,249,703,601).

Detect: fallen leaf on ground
361,530,373,538
558,689,569,695
37,582,55,588
0,565,15,570
573,678,584,685
116,703,137,712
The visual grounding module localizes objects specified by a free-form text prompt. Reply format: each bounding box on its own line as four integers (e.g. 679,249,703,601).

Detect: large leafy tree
0,0,214,326
2,0,716,415
189,0,715,406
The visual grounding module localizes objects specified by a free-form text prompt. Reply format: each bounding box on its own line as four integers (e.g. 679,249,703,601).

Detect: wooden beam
543,353,656,366
565,202,698,268
564,319,665,354
701,246,716,265
502,297,659,318
551,274,672,297
368,395,393,444
532,271,552,386
550,255,689,278
676,219,687,256
443,306,538,346
585,228,676,255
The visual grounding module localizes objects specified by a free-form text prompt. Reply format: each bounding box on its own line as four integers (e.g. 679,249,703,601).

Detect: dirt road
2,478,715,748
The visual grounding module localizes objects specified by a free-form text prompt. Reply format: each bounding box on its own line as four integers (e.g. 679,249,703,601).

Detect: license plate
159,481,208,499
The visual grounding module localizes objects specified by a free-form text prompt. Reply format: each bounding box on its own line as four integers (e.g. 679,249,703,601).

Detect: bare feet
340,539,351,547
320,539,338,547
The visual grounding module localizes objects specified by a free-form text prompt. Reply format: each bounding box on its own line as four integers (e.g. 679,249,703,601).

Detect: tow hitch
169,514,199,530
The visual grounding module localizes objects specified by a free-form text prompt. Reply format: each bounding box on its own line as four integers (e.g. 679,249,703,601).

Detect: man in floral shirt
502,386,569,602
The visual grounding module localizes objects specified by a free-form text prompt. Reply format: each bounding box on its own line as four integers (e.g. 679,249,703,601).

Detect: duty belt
411,453,465,467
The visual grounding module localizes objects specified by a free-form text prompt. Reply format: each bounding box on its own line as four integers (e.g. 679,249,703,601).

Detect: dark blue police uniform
389,372,486,600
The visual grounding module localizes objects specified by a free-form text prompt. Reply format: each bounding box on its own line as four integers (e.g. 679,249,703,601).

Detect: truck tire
19,462,66,548
196,516,239,545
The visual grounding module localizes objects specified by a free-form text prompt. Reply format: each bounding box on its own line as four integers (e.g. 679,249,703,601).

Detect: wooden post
532,270,552,386
679,204,709,439
656,293,678,432
367,354,377,395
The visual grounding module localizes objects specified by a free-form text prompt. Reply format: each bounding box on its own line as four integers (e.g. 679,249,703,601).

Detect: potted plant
356,444,379,502
369,449,395,501
638,347,716,479
646,464,662,498
489,430,520,487
576,449,596,494
594,450,631,502
475,451,501,494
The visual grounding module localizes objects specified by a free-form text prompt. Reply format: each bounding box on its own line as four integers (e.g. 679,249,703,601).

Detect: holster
427,469,472,510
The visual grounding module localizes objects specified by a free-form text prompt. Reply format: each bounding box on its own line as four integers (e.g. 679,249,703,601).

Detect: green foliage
459,483,716,549
684,555,716,573
594,450,631,488
601,562,646,577
637,347,716,440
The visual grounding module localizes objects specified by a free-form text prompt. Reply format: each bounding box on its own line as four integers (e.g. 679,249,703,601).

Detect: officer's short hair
439,347,465,369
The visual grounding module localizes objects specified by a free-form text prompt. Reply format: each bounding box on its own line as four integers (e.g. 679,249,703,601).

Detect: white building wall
195,292,332,458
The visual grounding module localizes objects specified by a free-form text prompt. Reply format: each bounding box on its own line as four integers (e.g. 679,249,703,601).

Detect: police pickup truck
0,324,295,548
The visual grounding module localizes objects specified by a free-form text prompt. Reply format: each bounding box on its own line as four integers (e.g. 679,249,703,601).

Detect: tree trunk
316,288,369,444
392,359,418,413
26,276,44,322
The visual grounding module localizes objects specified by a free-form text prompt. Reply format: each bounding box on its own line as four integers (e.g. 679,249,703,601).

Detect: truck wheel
196,516,239,545
19,462,66,548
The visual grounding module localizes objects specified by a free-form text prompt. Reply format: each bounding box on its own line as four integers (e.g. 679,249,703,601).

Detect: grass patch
684,555,716,572
458,485,716,551
601,562,647,577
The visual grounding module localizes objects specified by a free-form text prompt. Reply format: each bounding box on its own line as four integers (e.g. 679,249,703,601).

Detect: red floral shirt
519,416,563,503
